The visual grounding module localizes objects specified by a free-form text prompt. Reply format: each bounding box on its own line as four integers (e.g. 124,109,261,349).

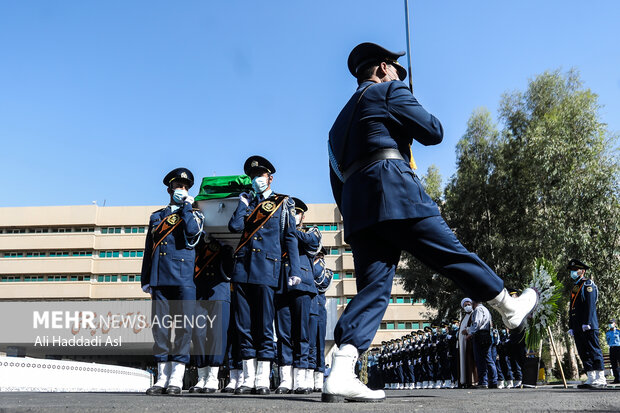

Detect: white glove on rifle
288,276,302,286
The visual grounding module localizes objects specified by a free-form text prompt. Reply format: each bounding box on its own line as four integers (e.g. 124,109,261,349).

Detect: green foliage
401,69,620,327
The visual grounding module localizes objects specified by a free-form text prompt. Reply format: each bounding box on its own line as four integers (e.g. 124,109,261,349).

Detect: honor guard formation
138,42,611,402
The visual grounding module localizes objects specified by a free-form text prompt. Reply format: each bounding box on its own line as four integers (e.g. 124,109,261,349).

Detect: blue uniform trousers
574,330,604,371
275,292,311,368
192,300,230,368
233,282,276,361
334,216,504,351
491,345,504,381
308,304,327,372
473,330,497,386
151,286,196,364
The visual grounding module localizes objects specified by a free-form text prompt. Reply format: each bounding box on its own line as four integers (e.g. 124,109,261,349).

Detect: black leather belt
342,148,406,182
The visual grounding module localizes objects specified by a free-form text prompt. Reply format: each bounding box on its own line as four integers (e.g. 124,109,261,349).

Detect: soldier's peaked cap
347,42,407,81
567,258,589,270
244,155,276,176
291,197,308,213
163,168,194,189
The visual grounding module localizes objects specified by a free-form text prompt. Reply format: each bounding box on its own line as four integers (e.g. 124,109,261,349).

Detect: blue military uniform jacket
328,80,443,241
279,227,321,295
569,277,599,331
228,192,300,288
194,235,233,302
141,203,204,288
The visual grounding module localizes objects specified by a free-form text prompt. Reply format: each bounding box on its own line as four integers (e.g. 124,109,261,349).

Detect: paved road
1,387,619,412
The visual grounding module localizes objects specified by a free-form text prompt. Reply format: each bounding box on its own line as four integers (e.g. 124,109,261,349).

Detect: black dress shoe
255,386,270,395
188,386,202,393
201,387,217,393
294,387,312,394
146,385,165,395
488,383,498,389
166,386,182,395
583,383,607,389
473,384,488,389
313,387,322,392
577,383,590,389
274,387,290,394
234,386,254,395
221,387,235,393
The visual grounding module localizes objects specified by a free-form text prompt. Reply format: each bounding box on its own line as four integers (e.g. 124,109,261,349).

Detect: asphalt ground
1,386,619,413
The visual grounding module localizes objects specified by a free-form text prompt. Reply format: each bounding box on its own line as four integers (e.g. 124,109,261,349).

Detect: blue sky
1,1,618,207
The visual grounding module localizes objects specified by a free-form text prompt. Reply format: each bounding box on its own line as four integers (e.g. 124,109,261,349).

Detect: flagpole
404,0,414,92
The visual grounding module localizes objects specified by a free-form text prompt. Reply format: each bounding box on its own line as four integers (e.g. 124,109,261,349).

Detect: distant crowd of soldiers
365,322,527,390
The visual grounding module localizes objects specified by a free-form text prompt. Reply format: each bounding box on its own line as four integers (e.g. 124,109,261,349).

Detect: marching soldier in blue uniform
274,197,321,394
228,156,300,395
189,236,234,393
142,168,205,395
323,42,538,402
567,259,606,389
308,248,333,391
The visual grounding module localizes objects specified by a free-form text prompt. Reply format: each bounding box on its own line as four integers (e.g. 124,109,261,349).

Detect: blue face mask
570,270,580,281
172,188,188,204
252,176,269,194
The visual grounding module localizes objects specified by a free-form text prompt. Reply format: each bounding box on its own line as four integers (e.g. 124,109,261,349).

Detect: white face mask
252,176,269,194
172,188,188,204
463,305,473,313
295,213,302,226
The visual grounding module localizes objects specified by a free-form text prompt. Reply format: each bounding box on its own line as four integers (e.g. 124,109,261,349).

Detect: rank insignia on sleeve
166,214,179,225
587,286,593,292
262,201,275,212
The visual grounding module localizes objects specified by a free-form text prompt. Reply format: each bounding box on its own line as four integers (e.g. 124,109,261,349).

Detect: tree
400,69,620,329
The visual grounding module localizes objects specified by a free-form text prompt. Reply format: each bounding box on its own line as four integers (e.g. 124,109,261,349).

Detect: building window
99,251,120,258
329,247,339,255
346,297,352,304
6,228,26,234
26,252,44,257
344,246,352,254
122,251,144,258
344,272,354,279
396,297,404,304
386,323,395,330
101,227,122,234
24,276,45,282
33,228,49,233
79,227,95,232
120,275,141,282
124,227,146,234
49,252,70,257
1,276,20,282
332,272,340,280
389,297,394,303
315,224,338,231
414,298,427,304
412,322,420,330
4,252,23,258
50,228,71,233
422,322,430,328
398,322,406,329
97,275,118,282
48,276,68,282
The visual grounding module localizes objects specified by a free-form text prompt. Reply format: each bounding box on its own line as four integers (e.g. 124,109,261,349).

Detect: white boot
254,360,271,393
147,361,171,394
434,380,442,389
223,369,240,392
416,382,422,389
443,380,452,389
189,366,208,393
154,361,171,388
203,366,219,392
422,381,429,389
586,371,595,384
322,344,385,402
488,288,538,329
304,369,314,391
235,359,257,394
293,367,310,394
497,380,505,389
514,379,522,388
506,379,514,388
167,361,185,394
276,365,292,393
593,370,607,387
314,371,324,391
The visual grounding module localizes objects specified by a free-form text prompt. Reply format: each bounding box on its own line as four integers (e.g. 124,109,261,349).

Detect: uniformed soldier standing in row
142,168,205,395
228,156,301,395
324,42,538,402
606,320,620,384
567,259,607,389
189,236,234,393
274,197,321,394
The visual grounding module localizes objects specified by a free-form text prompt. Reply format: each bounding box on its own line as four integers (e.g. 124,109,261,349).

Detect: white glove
582,324,592,331
239,192,251,206
288,276,302,286
142,284,152,294
568,329,573,336
184,195,195,205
